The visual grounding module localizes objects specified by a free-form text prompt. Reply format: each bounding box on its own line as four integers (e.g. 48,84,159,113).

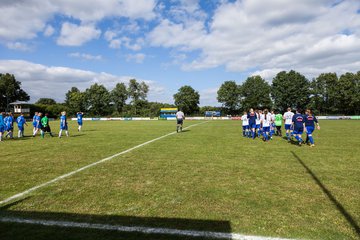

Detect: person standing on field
0,112,5,141
59,111,69,138
176,109,185,133
76,112,84,132
16,113,27,138
283,107,294,141
41,113,54,138
274,110,283,136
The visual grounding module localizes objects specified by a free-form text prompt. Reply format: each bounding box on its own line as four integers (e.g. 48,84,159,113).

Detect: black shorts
42,126,51,132
177,119,183,125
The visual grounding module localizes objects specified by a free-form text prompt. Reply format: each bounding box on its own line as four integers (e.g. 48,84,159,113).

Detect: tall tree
111,83,128,114
271,70,310,111
127,79,149,115
217,81,241,114
65,87,86,114
0,73,30,111
36,98,57,105
85,83,111,116
336,72,360,115
310,73,338,114
173,85,200,115
240,75,272,111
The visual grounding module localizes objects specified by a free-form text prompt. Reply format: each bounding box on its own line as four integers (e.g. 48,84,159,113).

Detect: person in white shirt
176,110,185,133
261,109,272,142
241,111,249,137
283,107,295,141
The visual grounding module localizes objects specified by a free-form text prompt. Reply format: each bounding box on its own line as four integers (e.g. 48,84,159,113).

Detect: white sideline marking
0,121,208,206
0,217,295,240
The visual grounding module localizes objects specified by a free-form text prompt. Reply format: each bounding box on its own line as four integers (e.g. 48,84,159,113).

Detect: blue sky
1,0,360,106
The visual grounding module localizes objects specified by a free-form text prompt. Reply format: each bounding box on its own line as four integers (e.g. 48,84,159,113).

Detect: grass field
0,120,359,240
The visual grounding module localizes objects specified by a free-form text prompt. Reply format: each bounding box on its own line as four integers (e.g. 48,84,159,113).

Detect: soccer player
260,109,272,141
283,107,294,141
76,112,84,131
241,111,249,137
255,109,261,138
32,112,38,135
16,113,27,138
304,109,320,147
247,108,257,139
33,112,42,137
41,113,54,138
274,110,283,136
270,110,276,137
291,108,305,146
5,112,14,139
59,111,69,138
0,112,5,141
175,109,185,133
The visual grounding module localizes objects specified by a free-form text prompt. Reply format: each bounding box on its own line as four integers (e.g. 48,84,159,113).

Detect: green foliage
271,70,310,111
336,72,360,115
0,73,30,111
31,103,69,118
127,79,149,115
85,83,111,116
111,83,128,113
173,85,200,115
240,75,272,111
217,81,241,114
35,98,57,105
65,87,86,115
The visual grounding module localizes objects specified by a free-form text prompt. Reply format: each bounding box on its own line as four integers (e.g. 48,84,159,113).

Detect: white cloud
44,25,55,37
57,22,101,46
199,87,220,106
126,53,146,63
0,60,165,103
69,52,103,61
6,42,31,51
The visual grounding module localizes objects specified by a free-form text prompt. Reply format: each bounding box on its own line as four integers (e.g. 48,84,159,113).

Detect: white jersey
176,111,185,119
255,113,261,125
261,113,272,127
241,114,249,126
283,111,294,125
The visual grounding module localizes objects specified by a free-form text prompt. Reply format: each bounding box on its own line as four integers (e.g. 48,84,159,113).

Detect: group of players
241,107,320,146
0,111,84,141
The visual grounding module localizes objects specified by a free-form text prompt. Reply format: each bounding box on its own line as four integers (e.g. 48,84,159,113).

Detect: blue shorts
262,126,270,132
285,124,292,130
33,122,37,127
293,128,304,135
249,123,256,129
78,121,83,126
242,126,249,131
60,125,68,130
256,124,261,129
306,126,314,134
18,125,24,131
0,125,4,132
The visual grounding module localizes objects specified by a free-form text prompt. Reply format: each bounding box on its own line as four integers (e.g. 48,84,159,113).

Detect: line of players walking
241,108,320,147
0,111,84,141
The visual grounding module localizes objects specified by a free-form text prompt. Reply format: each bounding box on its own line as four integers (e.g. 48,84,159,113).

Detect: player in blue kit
304,109,320,147
32,112,38,135
247,108,257,139
0,112,5,141
16,113,27,138
291,109,305,146
283,107,294,141
241,111,249,137
76,112,84,132
59,111,69,138
32,112,42,137
5,112,14,139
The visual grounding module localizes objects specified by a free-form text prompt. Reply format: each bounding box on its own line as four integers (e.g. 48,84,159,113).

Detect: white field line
0,121,208,206
0,217,295,240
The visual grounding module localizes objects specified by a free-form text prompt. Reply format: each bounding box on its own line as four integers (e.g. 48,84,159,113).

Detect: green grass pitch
0,120,359,239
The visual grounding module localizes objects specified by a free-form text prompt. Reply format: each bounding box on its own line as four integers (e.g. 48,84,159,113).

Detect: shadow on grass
291,151,360,238
0,199,232,240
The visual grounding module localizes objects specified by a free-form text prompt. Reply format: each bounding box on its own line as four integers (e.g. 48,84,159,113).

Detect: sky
1,0,360,106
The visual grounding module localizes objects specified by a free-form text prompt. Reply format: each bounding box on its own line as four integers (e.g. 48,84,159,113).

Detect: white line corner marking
0,217,294,240
0,121,208,206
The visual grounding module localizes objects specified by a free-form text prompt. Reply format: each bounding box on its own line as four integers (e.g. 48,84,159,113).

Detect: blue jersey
247,112,257,125
304,115,318,127
60,115,67,128
35,115,42,128
77,113,83,122
6,116,13,128
0,115,5,127
17,116,26,126
292,113,305,129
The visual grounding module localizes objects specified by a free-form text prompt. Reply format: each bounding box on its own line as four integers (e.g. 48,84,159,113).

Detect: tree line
217,70,360,115
1,70,359,117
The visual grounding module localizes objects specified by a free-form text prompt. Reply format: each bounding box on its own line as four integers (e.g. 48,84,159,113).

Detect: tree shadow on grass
291,151,360,238
0,198,232,240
